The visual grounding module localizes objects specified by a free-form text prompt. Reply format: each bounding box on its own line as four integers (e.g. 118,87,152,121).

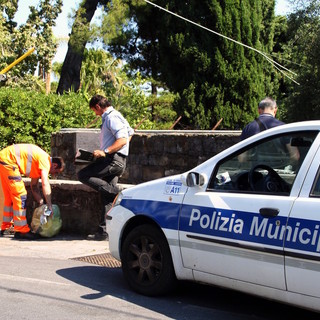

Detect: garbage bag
31,204,62,238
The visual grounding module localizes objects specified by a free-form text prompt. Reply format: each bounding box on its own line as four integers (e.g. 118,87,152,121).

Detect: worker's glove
0,74,7,82
44,207,52,216
40,205,52,225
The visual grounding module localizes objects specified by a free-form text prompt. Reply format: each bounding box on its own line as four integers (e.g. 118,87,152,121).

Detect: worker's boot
14,231,40,240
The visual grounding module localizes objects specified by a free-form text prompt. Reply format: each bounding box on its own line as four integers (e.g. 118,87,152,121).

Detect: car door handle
259,208,279,218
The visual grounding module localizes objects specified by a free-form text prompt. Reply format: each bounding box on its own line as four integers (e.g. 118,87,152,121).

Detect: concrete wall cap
23,178,134,192
57,128,241,135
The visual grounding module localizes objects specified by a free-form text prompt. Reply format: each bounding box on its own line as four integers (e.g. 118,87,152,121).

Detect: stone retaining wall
51,129,241,184
24,179,102,235
35,129,242,235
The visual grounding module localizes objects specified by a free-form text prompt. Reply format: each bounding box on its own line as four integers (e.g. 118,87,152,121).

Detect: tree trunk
151,82,157,120
46,63,51,95
56,0,99,94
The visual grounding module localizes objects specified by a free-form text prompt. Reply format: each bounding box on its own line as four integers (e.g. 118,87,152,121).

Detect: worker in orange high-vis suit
0,144,64,240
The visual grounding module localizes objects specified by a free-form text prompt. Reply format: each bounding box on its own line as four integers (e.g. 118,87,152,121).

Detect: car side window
208,131,318,196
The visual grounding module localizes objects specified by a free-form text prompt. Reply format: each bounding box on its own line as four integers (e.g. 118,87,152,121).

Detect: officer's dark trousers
77,153,126,224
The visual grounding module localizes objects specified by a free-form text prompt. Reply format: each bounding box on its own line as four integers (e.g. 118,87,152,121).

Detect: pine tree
107,0,278,129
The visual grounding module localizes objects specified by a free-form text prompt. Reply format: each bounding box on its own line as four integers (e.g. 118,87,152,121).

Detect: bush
0,86,179,153
0,88,95,152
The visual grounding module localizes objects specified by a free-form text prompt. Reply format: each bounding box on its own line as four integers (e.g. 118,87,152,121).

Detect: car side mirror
181,172,207,187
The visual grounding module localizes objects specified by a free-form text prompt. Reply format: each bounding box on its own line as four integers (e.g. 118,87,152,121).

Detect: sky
14,0,291,63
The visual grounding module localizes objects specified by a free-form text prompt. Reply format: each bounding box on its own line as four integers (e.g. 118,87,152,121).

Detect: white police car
106,121,320,313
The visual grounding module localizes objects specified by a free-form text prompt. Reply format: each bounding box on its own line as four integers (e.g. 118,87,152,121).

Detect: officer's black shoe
0,230,4,236
86,232,108,241
87,226,108,241
14,231,40,240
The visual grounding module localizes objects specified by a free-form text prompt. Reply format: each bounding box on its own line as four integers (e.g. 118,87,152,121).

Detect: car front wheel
121,224,176,296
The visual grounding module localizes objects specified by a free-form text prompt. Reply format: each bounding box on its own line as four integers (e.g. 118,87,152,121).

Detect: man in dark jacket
240,97,283,140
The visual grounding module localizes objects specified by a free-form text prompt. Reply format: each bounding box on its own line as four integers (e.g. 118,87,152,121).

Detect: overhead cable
143,0,299,85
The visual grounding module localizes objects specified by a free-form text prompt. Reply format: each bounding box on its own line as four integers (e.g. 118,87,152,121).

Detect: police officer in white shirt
78,95,134,240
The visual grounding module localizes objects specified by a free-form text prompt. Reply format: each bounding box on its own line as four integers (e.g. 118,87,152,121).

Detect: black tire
121,224,177,296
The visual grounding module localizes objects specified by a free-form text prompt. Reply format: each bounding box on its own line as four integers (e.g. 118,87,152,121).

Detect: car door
179,130,318,290
284,138,320,298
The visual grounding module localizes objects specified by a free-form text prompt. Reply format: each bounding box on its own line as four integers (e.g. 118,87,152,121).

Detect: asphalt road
0,233,319,320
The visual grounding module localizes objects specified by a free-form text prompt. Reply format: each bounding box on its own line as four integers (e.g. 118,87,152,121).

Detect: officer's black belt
115,152,127,158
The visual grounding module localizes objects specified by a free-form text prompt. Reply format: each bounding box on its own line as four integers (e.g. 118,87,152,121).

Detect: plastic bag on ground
31,204,62,238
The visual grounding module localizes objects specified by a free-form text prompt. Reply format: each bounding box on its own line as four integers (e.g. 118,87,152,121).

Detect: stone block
25,179,102,235
52,129,241,184
143,166,164,181
19,129,244,235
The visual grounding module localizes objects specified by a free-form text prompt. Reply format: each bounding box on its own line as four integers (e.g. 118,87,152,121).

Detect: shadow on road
56,265,319,320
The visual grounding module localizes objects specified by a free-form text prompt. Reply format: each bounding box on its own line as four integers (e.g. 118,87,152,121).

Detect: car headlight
113,192,123,207
106,192,123,219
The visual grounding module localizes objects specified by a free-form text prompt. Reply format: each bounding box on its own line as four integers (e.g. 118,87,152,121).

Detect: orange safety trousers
0,162,30,233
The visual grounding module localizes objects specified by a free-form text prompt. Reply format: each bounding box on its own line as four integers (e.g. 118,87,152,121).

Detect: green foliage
105,0,279,130
162,0,276,129
0,0,62,79
0,82,178,155
80,48,126,97
68,4,93,53
118,73,178,130
277,0,320,122
0,88,94,151
100,0,130,42
1,74,47,93
77,48,178,129
7,1,319,134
